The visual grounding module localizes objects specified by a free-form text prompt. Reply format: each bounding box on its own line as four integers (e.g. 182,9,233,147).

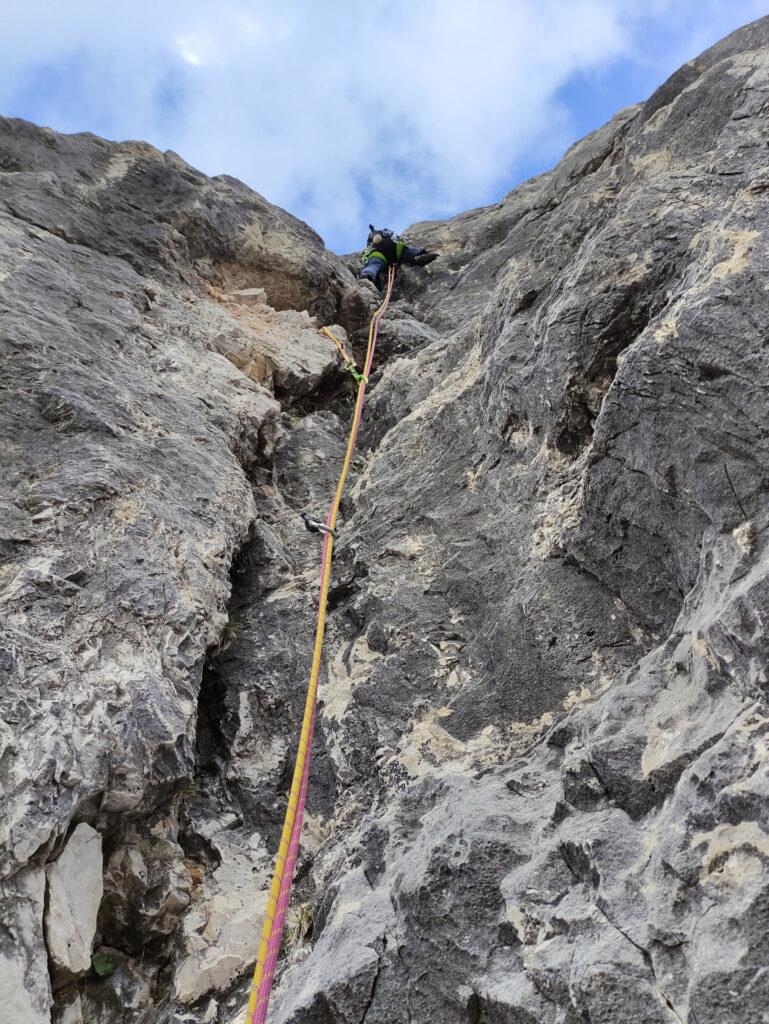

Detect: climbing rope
245,267,395,1024
320,325,355,366
320,326,369,384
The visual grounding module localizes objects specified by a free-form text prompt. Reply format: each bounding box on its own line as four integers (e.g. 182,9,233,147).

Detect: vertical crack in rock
168,308,389,1014
593,900,685,1023
359,936,387,1024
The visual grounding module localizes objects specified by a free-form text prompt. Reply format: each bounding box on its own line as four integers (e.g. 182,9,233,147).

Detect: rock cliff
2,15,769,1024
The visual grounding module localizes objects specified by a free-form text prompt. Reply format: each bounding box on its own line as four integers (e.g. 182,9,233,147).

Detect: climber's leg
359,256,387,292
400,245,438,267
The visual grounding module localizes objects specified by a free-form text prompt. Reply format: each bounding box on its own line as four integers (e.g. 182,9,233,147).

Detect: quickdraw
319,326,369,385
320,325,354,367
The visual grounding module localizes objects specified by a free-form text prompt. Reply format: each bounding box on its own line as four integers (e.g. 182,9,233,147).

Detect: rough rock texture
2,15,769,1024
0,118,364,1022
0,867,48,1024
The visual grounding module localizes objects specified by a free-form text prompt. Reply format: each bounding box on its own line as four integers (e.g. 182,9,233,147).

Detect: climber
359,225,438,291
301,512,337,539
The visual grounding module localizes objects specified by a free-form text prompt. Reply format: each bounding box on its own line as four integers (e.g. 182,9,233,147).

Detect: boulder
45,824,103,975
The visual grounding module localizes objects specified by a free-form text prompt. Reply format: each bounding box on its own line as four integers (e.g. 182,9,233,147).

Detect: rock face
45,824,104,976
2,15,769,1024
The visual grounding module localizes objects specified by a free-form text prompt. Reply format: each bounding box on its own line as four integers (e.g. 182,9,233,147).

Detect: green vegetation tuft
91,953,117,977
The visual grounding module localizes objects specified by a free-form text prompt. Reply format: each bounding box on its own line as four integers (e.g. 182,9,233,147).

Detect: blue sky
1,2,767,252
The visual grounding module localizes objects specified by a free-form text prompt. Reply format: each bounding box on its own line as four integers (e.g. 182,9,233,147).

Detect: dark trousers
359,256,387,290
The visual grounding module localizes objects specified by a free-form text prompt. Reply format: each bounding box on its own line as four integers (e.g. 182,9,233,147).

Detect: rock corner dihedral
2,14,769,1024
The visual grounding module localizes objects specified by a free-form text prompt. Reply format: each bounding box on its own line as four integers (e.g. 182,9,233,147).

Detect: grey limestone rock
2,14,769,1024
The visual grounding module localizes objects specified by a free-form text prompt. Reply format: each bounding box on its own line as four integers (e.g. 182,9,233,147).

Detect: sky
1,1,767,252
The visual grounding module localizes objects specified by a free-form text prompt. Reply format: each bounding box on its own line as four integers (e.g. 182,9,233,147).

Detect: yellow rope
246,267,395,1024
320,325,355,367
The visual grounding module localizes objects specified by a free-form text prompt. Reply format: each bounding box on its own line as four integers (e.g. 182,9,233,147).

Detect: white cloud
0,0,766,249
175,37,205,67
